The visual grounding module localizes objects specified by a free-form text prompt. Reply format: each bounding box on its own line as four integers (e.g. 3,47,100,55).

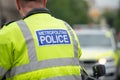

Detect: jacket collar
23,8,50,19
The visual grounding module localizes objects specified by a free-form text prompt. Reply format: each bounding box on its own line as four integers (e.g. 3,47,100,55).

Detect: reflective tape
64,22,78,58
17,20,78,59
17,20,37,62
7,58,80,77
0,67,7,76
6,20,80,78
44,75,82,80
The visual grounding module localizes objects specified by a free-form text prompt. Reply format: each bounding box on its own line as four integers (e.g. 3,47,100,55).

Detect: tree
102,11,115,28
102,1,120,33
47,0,89,26
115,8,120,33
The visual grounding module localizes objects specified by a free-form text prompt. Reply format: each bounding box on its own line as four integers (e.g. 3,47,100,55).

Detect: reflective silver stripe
64,22,78,58
17,20,37,62
17,20,78,59
8,58,79,77
0,67,7,76
6,20,80,78
44,75,82,80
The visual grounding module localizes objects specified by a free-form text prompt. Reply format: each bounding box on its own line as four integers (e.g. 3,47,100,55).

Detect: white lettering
64,35,69,43
40,36,46,44
40,35,70,44
46,35,52,44
38,32,44,35
51,35,57,43
58,35,64,43
37,31,70,45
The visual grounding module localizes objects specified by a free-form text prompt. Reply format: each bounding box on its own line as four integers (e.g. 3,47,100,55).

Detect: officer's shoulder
57,19,70,26
5,19,19,26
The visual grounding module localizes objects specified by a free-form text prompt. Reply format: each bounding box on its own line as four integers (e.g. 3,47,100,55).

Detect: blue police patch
36,29,71,46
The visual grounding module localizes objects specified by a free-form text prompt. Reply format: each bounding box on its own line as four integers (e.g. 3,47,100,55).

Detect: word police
36,29,71,46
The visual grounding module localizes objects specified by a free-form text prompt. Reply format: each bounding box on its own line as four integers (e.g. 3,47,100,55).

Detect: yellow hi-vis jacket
0,8,82,80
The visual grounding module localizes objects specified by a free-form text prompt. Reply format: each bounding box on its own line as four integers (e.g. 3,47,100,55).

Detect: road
99,75,116,80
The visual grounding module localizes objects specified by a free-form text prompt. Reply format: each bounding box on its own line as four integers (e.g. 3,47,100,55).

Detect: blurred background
0,0,120,80
0,0,119,36
0,0,119,31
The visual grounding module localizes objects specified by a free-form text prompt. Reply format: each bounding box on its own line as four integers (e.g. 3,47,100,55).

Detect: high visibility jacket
0,8,82,80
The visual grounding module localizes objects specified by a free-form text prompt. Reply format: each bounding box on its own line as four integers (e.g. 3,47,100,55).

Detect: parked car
75,27,119,79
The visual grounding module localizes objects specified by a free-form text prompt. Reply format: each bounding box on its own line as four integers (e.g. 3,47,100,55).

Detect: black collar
23,8,50,19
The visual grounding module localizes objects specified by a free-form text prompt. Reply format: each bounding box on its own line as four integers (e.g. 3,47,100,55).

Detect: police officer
0,0,82,80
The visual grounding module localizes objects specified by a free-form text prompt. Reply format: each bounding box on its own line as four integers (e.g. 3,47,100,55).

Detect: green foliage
115,9,120,33
47,0,89,26
102,11,116,27
102,9,120,33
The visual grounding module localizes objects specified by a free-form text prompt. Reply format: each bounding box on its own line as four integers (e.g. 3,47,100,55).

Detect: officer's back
0,0,82,80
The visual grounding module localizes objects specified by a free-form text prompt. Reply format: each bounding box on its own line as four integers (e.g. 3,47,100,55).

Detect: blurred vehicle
74,26,119,79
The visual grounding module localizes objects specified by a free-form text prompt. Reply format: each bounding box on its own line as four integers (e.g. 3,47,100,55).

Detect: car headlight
98,58,107,64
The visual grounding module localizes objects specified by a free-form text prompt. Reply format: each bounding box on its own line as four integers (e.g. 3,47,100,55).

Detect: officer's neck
20,4,46,17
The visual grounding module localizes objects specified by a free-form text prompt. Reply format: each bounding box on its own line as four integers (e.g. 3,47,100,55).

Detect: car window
78,34,112,48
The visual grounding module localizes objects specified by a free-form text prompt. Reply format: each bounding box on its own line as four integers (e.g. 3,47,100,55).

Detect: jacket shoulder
5,19,19,26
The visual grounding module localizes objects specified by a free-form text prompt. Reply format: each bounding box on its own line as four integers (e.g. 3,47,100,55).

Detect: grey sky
95,0,119,9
